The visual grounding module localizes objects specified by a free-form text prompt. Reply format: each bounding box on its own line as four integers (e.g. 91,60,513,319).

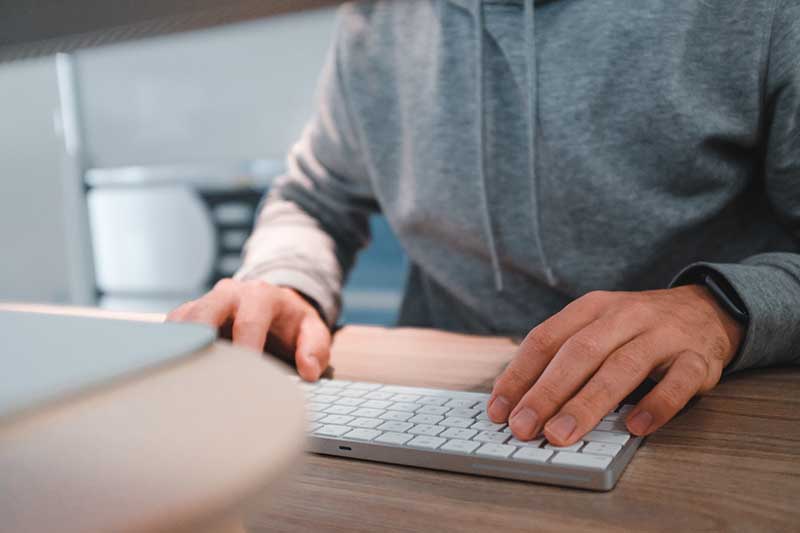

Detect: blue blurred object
340,216,407,326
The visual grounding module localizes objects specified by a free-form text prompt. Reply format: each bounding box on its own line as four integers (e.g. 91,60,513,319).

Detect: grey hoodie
237,0,800,373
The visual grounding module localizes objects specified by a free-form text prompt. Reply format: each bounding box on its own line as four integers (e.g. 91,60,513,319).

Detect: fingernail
509,407,539,440
628,410,653,435
306,356,321,380
545,413,577,442
488,396,511,421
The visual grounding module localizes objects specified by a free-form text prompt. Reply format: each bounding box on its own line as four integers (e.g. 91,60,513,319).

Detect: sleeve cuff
670,259,800,373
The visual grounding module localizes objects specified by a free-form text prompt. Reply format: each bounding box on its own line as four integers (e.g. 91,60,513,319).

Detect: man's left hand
488,285,744,445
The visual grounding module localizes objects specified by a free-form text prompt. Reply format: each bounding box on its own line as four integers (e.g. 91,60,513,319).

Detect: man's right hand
166,278,331,381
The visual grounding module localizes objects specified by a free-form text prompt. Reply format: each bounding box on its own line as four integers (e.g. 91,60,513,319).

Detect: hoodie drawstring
473,0,556,292
473,2,504,292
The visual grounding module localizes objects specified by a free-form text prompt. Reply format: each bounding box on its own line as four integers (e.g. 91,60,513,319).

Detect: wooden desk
6,305,798,530
247,326,800,532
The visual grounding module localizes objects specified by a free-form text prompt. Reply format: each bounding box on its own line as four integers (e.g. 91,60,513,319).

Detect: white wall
75,8,337,167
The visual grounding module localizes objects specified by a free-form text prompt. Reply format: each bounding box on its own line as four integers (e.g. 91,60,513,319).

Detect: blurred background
0,4,406,325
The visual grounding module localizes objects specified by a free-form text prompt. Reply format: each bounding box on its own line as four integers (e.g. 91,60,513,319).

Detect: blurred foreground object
0,304,306,533
0,0,343,63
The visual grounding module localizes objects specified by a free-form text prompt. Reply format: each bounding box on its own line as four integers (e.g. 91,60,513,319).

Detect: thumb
294,313,331,381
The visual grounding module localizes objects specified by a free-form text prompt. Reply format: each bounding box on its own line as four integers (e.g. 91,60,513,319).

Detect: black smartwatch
700,272,749,325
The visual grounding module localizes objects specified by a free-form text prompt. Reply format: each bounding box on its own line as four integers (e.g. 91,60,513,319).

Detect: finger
626,351,708,436
181,279,238,328
542,334,658,445
507,312,644,441
489,291,614,423
166,301,196,322
231,285,277,352
294,313,331,381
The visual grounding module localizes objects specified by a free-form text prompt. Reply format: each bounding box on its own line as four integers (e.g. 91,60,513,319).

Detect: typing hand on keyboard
488,286,744,446
167,279,331,381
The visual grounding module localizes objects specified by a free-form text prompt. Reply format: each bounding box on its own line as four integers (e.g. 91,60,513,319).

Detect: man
169,1,800,447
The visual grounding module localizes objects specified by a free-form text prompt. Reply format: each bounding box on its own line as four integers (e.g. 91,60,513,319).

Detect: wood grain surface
246,326,800,532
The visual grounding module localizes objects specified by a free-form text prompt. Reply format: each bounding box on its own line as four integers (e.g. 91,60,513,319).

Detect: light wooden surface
5,305,797,531
247,326,800,532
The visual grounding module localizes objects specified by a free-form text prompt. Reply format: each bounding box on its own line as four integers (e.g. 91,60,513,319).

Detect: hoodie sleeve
670,0,800,373
234,9,378,326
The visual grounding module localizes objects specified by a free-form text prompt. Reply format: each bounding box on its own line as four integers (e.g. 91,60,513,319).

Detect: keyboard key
308,411,327,422
377,421,413,432
308,402,328,412
475,444,516,459
324,405,357,416
471,420,506,432
380,411,413,422
348,417,384,429
313,394,338,403
320,415,355,425
338,389,367,398
407,436,446,450
440,427,478,440
417,396,448,406
314,424,351,437
473,431,509,444
344,428,382,441
409,424,446,436
582,442,622,457
363,391,395,400
361,400,392,409
617,405,635,415
388,402,422,412
551,451,612,470
440,417,474,428
448,408,481,418
334,397,365,407
584,431,630,446
308,423,322,433
347,383,382,390
545,441,584,452
375,432,413,445
513,447,553,463
603,412,623,422
316,387,345,396
595,420,627,432
445,399,479,409
391,394,421,402
408,414,444,425
507,437,545,448
350,408,385,418
441,439,481,454
476,411,491,420
417,405,450,415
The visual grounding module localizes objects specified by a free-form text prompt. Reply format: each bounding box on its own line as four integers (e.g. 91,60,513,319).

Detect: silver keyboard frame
305,383,643,491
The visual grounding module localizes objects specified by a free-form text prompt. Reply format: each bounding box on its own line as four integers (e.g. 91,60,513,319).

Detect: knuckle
625,300,656,322
610,349,647,377
499,364,532,393
561,334,602,360
580,290,612,307
213,278,235,291
523,326,557,355
532,380,563,409
656,385,687,412
232,318,264,338
682,351,710,377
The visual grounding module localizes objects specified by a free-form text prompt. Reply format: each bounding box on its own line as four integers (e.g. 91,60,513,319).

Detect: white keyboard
297,378,642,491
